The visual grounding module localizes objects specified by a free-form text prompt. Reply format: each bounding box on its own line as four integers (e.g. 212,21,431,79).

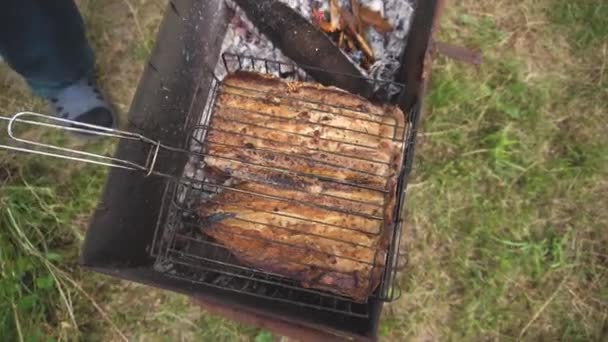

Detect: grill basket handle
0,112,173,177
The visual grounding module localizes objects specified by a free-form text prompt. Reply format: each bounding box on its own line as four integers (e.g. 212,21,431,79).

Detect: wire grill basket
0,53,418,318
150,54,413,317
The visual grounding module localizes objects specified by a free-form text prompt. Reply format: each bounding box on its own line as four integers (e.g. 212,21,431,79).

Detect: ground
0,0,606,341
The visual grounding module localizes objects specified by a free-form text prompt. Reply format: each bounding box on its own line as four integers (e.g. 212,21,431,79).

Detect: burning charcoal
329,0,341,31
359,6,393,33
350,0,363,32
356,34,374,61
216,0,414,80
346,35,356,50
331,3,374,64
368,0,413,92
338,5,358,34
364,26,385,66
218,1,295,78
338,31,346,48
217,0,415,98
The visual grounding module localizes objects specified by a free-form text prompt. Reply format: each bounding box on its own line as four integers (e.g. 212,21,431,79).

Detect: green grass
551,0,608,51
0,158,108,340
383,1,607,340
1,0,607,340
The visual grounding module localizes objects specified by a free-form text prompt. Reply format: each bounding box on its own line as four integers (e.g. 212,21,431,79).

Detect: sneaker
48,77,116,132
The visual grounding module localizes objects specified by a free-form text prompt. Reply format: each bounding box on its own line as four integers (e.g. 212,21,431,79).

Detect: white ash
215,0,294,78
367,0,415,81
216,0,415,82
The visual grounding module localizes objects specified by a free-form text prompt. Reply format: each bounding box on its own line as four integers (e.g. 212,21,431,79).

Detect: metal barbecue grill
2,53,409,317
1,0,442,340
149,53,411,318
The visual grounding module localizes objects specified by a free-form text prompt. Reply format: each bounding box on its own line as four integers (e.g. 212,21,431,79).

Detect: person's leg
0,0,115,128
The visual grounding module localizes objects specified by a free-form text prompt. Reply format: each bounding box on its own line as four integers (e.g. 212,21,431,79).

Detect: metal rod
0,112,186,178
2,112,146,171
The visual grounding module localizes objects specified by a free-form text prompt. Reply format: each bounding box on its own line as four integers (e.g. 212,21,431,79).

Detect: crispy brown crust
209,118,395,164
225,71,405,127
206,144,387,189
202,157,385,205
213,107,401,154
217,91,401,139
207,129,390,176
197,71,406,302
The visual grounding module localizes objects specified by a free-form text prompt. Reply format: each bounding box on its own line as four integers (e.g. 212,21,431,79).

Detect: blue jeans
0,0,94,98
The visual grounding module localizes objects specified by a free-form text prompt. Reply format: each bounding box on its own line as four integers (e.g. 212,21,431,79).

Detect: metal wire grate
150,53,413,317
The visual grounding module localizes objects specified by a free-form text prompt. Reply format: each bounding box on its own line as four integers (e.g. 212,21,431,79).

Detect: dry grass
381,0,608,340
